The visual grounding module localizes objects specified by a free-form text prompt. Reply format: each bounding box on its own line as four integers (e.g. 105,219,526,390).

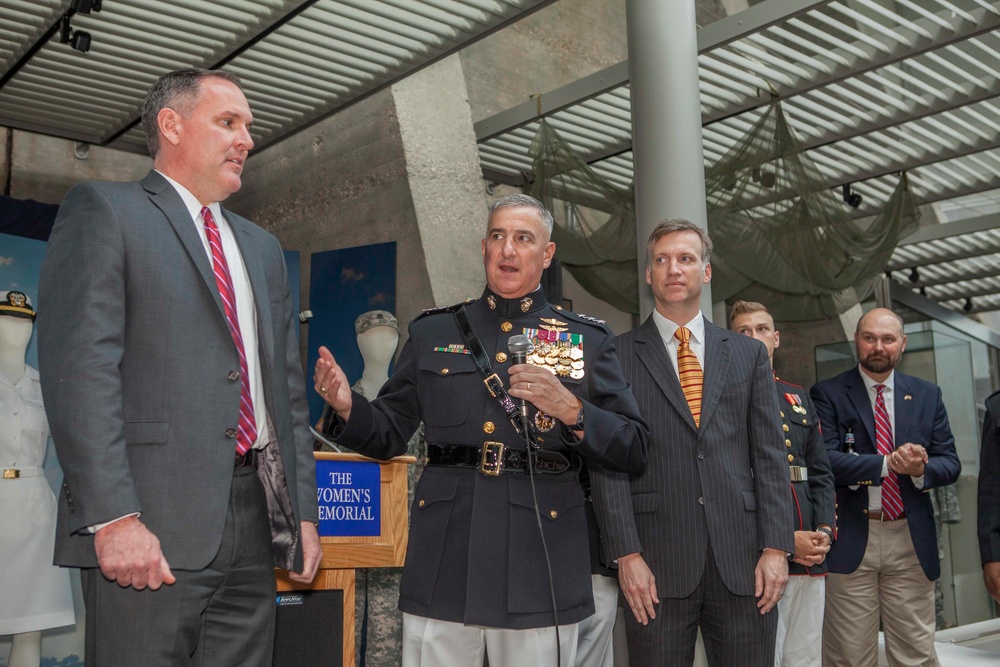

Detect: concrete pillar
392,55,487,307
229,55,486,349
627,0,711,319
1,128,10,196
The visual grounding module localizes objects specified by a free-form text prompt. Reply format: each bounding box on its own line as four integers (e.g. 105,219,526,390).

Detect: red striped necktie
202,207,256,456
675,326,703,427
874,384,903,519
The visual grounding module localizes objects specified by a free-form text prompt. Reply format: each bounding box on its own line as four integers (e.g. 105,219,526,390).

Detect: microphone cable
508,334,562,665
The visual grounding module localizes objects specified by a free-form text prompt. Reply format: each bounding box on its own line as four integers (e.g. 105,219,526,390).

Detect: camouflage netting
527,98,919,321
528,120,641,315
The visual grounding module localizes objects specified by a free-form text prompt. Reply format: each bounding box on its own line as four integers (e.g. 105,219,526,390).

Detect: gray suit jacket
592,315,793,597
38,170,317,572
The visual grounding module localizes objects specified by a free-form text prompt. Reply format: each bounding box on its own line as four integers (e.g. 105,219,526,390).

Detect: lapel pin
904,395,912,400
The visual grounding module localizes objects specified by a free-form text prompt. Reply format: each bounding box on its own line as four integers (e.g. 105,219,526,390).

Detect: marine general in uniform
313,194,648,667
729,301,835,667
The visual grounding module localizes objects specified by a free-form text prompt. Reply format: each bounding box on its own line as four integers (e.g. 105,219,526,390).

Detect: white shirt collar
155,170,222,223
651,309,704,346
859,365,895,393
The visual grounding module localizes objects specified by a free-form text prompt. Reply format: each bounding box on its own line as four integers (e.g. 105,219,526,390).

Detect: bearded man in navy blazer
810,308,960,666
38,69,321,667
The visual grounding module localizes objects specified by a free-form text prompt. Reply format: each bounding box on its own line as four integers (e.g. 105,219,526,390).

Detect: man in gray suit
592,219,793,666
37,68,321,667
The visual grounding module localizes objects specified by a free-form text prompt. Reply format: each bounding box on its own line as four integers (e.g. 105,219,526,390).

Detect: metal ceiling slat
286,17,420,60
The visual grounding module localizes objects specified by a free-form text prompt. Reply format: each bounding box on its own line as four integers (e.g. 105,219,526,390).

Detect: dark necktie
203,207,256,455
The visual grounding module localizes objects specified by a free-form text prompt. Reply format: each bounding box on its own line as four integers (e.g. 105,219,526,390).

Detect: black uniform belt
427,443,577,477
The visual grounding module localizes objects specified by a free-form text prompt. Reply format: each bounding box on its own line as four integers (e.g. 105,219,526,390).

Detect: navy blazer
978,390,1000,566
810,367,960,580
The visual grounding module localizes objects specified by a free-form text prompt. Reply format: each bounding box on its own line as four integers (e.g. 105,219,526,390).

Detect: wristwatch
571,405,585,431
816,526,834,541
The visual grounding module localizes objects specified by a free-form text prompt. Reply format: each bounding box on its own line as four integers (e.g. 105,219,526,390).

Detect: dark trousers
625,544,778,667
83,465,275,667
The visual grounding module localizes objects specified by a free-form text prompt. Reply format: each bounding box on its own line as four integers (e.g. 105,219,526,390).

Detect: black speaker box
273,589,344,667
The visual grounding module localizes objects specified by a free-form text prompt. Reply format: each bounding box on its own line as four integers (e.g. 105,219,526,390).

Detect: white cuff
88,512,141,534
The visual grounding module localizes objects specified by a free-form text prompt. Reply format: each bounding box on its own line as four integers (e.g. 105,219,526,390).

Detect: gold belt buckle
483,373,503,398
480,441,505,477
2,469,20,479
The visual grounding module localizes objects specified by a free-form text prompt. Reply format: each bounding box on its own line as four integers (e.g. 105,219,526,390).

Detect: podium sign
316,459,381,537
276,452,414,667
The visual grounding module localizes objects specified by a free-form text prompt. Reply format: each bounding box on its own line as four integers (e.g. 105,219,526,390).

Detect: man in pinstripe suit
591,220,794,666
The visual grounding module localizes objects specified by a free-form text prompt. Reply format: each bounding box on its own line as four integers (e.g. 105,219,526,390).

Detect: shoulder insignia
776,377,805,390
413,301,466,322
555,309,613,334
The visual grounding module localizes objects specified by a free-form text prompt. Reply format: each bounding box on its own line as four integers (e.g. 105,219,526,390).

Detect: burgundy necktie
874,384,903,519
203,207,256,455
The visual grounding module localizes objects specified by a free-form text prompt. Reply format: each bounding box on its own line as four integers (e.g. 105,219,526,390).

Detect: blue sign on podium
316,459,382,537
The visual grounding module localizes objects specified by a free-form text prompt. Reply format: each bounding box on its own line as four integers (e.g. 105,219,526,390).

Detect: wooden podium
276,452,415,666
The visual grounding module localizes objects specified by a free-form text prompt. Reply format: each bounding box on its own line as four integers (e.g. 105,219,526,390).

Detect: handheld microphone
507,334,534,420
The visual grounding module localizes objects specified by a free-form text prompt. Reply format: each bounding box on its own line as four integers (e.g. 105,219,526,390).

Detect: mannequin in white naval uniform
0,291,74,667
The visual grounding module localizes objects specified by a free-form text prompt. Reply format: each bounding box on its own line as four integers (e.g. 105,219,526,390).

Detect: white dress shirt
858,367,924,512
159,171,266,450
651,309,705,379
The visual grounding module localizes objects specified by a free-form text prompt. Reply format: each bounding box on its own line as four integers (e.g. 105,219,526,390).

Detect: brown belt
866,509,906,521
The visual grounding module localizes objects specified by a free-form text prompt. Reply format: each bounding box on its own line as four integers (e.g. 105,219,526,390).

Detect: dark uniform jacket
978,389,1000,566
775,377,835,576
325,287,648,629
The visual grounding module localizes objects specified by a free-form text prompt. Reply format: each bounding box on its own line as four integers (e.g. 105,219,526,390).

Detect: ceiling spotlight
908,267,919,283
964,298,974,313
60,14,92,53
842,183,863,209
70,0,102,13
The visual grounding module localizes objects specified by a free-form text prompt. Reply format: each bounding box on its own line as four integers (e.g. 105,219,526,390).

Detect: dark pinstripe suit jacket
592,315,794,597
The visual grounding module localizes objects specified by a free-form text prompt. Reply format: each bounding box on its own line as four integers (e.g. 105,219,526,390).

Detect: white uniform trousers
576,574,618,667
402,613,580,667
774,575,825,667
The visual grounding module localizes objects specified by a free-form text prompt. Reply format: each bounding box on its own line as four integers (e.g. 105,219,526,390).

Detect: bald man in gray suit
38,68,321,667
591,220,793,666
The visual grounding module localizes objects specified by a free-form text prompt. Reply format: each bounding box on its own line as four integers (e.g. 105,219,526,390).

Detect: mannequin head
357,326,400,367
354,310,400,369
0,290,35,355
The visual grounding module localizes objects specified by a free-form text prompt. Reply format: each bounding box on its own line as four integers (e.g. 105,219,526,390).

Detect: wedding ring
320,386,328,394
527,382,531,391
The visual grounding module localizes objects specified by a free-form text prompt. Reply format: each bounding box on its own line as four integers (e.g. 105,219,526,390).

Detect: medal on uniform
523,324,585,380
433,344,470,355
784,392,807,415
534,411,556,432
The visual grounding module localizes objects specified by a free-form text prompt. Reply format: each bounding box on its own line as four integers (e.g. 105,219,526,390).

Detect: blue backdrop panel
306,242,396,424
0,232,47,366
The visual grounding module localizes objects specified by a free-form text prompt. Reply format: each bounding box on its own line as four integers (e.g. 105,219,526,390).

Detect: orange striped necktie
674,326,703,427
